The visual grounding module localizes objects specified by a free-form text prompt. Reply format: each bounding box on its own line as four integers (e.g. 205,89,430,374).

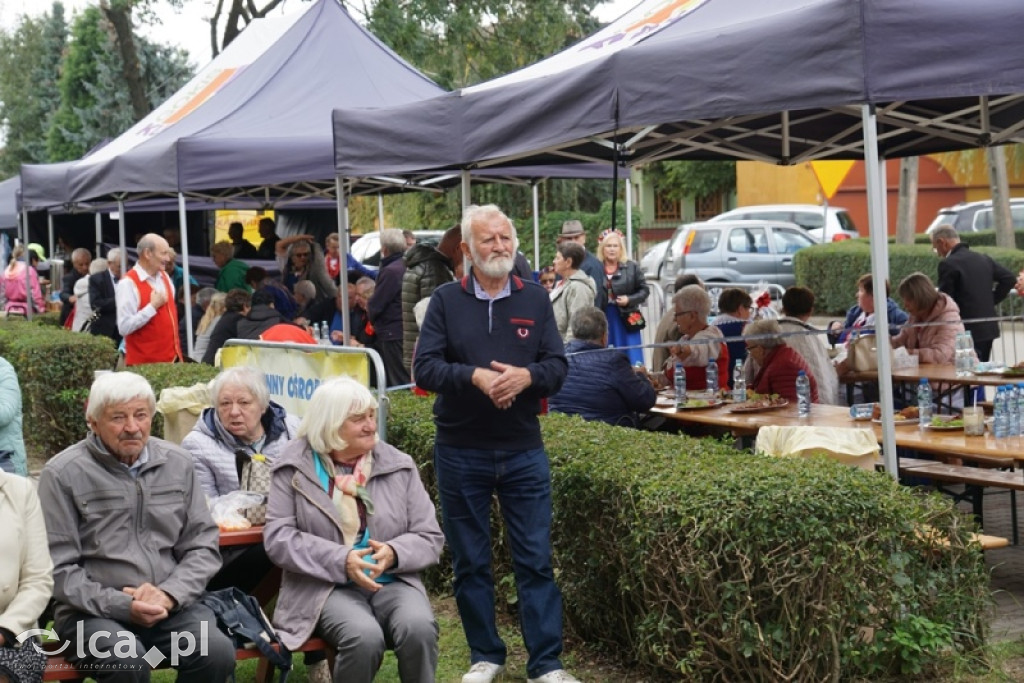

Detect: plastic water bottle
674,361,687,408
964,331,976,371
311,322,321,341
705,358,718,396
917,378,933,428
1017,383,1024,437
954,333,969,377
321,321,331,345
1008,384,1021,437
732,359,746,403
994,386,1009,439
796,370,811,417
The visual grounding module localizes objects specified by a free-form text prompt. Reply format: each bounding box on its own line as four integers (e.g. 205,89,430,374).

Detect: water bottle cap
919,378,928,384
797,370,805,376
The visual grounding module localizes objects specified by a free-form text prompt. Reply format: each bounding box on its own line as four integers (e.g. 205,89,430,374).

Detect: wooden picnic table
839,363,1024,408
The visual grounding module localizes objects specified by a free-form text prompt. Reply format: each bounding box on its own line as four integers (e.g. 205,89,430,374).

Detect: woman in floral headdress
596,229,649,366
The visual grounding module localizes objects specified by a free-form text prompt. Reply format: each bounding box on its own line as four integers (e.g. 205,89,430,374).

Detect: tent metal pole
862,104,898,480
336,175,352,346
95,213,102,257
22,208,32,320
461,170,471,209
532,182,540,271
117,199,128,277
377,193,385,229
625,175,634,260
178,192,194,359
47,213,54,263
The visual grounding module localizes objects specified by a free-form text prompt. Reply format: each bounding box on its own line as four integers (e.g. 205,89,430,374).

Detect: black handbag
0,638,47,683
620,308,646,332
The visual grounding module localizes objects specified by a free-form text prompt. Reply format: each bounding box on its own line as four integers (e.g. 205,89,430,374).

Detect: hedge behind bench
387,390,990,681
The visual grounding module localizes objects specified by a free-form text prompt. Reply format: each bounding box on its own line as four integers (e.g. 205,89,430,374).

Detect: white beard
473,252,514,279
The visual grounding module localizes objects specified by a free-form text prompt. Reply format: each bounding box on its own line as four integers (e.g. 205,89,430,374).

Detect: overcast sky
0,0,638,70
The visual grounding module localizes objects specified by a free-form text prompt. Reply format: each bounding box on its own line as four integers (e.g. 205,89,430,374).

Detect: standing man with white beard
414,205,577,683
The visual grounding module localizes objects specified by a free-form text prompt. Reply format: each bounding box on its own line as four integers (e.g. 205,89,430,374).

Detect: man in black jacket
931,225,1016,361
59,248,92,325
86,248,122,346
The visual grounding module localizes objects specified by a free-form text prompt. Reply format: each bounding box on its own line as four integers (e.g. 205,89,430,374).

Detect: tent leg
625,175,634,260
862,104,898,480
336,175,351,346
117,199,128,277
178,193,194,359
461,170,471,210
95,213,103,259
532,183,540,273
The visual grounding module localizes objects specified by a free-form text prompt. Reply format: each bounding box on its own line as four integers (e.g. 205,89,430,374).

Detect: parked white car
709,204,859,242
640,240,670,280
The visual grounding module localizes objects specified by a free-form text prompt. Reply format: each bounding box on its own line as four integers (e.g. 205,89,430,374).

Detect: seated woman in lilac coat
264,376,444,683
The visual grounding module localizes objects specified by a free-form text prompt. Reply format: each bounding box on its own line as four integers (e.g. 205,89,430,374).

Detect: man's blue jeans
434,444,564,679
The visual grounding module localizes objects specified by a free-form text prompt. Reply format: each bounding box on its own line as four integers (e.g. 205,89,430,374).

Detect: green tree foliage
46,6,192,162
0,2,66,177
362,0,619,232
645,159,737,200
366,0,601,90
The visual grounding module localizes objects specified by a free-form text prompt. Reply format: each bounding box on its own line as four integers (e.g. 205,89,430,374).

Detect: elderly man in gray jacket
38,372,235,682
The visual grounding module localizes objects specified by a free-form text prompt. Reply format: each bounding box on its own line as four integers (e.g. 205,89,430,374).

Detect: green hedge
795,235,1024,315
0,317,119,456
388,390,990,680
0,319,219,457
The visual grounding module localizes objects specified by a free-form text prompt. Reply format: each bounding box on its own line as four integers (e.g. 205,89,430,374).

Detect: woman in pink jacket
2,246,45,315
892,272,964,365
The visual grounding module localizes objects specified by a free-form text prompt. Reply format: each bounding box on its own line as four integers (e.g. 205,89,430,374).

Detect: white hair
379,228,406,255
106,247,122,262
89,258,108,275
297,376,377,455
86,372,155,423
210,366,271,413
460,204,519,252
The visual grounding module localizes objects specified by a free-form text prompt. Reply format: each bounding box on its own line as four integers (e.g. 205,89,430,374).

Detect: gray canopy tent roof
331,0,1024,475
333,0,1024,175
19,0,618,211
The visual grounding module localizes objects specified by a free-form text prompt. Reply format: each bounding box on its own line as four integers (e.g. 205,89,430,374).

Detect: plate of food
925,415,964,431
870,405,919,426
872,415,918,426
729,395,788,413
675,398,724,410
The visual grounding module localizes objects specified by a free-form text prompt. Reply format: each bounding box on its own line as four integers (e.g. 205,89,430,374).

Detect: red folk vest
667,341,731,391
124,269,182,366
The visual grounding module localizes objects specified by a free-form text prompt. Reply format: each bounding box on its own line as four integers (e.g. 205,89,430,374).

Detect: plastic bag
209,491,265,531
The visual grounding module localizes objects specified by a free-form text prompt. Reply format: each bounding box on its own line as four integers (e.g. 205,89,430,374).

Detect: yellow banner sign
220,344,370,417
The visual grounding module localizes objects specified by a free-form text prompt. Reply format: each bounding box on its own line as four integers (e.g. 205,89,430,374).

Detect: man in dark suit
87,248,123,346
932,225,1016,361
59,248,92,325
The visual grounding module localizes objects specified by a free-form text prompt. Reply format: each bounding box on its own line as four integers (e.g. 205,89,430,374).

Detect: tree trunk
100,1,149,121
895,156,918,245
987,146,1014,248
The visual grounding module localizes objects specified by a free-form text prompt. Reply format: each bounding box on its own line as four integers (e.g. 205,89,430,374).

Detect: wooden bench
42,637,332,682
898,457,1022,544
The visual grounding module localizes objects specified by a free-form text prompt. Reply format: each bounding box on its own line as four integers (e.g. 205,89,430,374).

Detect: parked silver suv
709,204,859,242
661,220,817,291
924,198,1024,235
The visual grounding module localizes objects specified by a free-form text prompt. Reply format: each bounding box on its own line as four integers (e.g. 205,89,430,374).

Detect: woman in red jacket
745,318,819,403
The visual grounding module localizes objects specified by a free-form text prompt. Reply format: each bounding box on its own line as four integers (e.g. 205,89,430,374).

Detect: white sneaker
462,661,506,683
527,670,582,683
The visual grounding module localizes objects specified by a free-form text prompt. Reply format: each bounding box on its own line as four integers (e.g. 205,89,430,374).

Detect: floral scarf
314,450,375,546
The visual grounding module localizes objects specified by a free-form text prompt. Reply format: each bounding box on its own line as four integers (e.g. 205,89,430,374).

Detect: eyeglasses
673,310,694,319
293,252,311,259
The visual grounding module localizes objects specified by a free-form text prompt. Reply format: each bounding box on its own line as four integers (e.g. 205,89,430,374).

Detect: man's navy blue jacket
414,271,567,451
549,340,657,426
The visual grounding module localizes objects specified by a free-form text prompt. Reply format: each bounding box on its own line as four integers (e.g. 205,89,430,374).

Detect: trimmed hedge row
0,318,218,458
3,326,991,679
389,391,990,680
795,233,1024,315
